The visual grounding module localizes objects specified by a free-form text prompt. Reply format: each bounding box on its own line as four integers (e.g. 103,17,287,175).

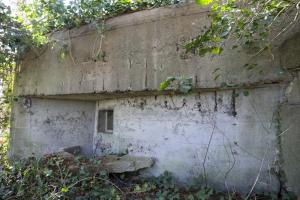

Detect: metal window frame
104,110,113,133
97,110,113,134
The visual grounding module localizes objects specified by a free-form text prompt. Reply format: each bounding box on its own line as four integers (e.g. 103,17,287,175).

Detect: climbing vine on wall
159,0,300,92
160,77,193,93
0,1,30,132
18,0,179,44
186,0,299,57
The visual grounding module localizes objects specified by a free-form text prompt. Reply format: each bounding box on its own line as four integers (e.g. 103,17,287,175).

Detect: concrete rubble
100,155,154,173
45,147,154,174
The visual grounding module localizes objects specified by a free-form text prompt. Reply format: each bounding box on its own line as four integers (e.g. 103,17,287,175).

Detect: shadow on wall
10,98,96,158
279,31,300,196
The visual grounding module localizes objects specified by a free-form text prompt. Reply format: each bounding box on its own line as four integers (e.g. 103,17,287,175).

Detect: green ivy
0,1,30,132
160,76,193,94
187,0,297,57
0,155,293,199
18,0,179,45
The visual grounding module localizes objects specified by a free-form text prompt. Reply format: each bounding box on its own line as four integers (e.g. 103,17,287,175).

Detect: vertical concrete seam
144,58,148,89
273,103,287,197
231,90,237,117
273,79,295,197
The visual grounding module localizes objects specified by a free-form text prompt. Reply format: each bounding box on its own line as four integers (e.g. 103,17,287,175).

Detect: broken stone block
59,145,81,155
100,155,154,173
43,151,75,164
43,151,154,175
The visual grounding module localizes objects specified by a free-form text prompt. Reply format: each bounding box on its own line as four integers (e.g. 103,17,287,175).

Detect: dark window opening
98,110,113,133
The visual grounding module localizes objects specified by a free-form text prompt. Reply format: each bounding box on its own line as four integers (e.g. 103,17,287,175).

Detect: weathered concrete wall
279,32,300,195
93,86,284,192
10,98,95,157
14,3,292,97
281,102,300,195
10,2,300,195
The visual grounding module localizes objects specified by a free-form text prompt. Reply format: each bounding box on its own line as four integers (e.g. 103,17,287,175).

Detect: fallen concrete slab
43,150,154,174
100,155,154,173
59,145,81,155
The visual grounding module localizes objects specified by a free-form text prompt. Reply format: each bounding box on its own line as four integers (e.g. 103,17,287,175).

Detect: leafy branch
160,76,193,94
186,0,299,57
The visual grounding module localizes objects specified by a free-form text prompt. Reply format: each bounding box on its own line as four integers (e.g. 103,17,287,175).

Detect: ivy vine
0,2,30,131
186,0,299,57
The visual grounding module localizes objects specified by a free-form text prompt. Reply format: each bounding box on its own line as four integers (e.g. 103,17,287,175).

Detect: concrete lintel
16,80,289,101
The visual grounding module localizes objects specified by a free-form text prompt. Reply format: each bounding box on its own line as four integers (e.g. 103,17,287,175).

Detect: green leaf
61,186,69,193
243,90,250,96
187,194,195,200
134,185,142,192
211,3,218,12
211,47,222,55
159,81,169,91
195,0,213,6
159,77,175,91
233,93,239,98
212,37,221,43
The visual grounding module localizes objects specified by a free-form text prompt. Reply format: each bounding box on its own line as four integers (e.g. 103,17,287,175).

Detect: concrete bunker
9,2,300,195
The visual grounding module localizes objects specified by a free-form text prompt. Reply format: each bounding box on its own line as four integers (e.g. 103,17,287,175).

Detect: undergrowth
0,148,296,200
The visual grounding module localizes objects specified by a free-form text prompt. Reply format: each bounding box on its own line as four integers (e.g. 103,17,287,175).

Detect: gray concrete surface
14,3,292,97
10,98,95,157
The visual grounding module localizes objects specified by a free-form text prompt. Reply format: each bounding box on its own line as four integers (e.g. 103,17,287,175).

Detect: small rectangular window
98,110,113,133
